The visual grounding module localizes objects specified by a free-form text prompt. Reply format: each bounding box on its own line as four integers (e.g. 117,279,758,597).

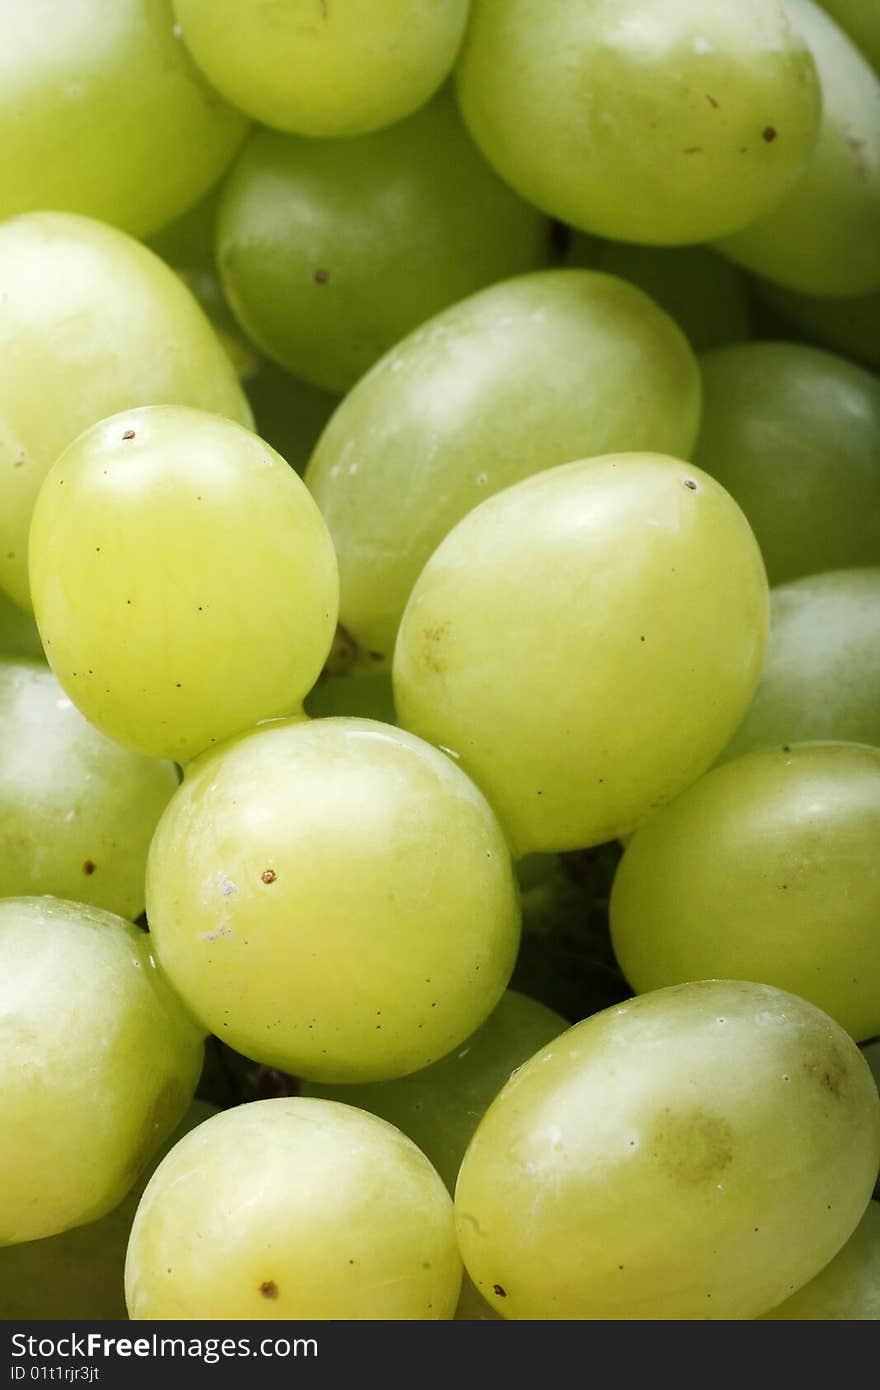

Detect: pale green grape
455,981,880,1320
29,406,338,764
761,1201,880,1319
0,590,42,662
718,0,880,296
0,213,252,611
693,343,880,585
755,281,880,371
306,269,701,666
592,243,753,352
305,672,396,724
305,990,566,1191
611,743,880,1041
0,659,178,919
456,0,821,244
0,0,246,237
216,91,549,394
126,1098,461,1319
394,455,768,856
146,718,520,1083
172,0,468,137
723,569,880,759
0,897,203,1245
0,1101,215,1320
816,0,880,71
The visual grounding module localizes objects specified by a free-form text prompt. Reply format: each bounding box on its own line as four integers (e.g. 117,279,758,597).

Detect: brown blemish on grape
762,126,777,143
493,1284,507,1298
845,136,868,183
683,478,698,490
261,868,277,884
259,1280,279,1300
313,268,330,284
706,94,719,109
122,430,136,440
683,147,703,155
421,622,450,674
651,1109,734,1184
82,860,95,875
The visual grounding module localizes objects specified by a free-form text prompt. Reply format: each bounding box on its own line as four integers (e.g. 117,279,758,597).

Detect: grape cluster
1,0,879,1323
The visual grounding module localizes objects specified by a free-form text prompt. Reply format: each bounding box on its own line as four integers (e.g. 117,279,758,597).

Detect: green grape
0,897,203,1245
394,455,768,856
0,659,178,919
0,590,42,662
306,269,701,666
146,717,520,1083
455,981,880,1320
172,0,468,138
126,1098,461,1319
0,1101,215,1320
0,212,252,612
0,0,246,238
593,243,752,352
611,743,880,1041
718,0,880,297
29,406,338,764
456,0,821,245
244,360,340,478
305,991,566,1191
693,342,880,586
760,1201,880,1319
723,569,880,760
816,0,880,71
755,281,880,371
216,91,550,395
305,672,396,724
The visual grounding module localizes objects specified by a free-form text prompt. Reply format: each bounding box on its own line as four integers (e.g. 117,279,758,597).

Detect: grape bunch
1,0,879,1323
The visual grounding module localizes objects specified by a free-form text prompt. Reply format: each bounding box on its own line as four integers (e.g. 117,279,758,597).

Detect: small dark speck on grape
684,478,698,491
259,1280,279,1300
706,94,719,109
261,868,277,884
493,1284,507,1298
122,430,136,440
762,126,777,142
313,268,330,284
683,146,702,155
782,744,791,752
83,860,96,875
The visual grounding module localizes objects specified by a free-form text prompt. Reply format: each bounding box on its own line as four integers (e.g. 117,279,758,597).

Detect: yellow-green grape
305,672,396,724
0,0,246,237
0,659,178,919
0,1101,215,1320
724,569,880,760
29,407,338,764
593,244,752,352
394,455,768,856
146,718,520,1083
125,1098,461,1319
455,981,880,1320
307,269,701,666
216,92,550,395
0,897,203,1245
0,590,42,662
718,0,880,297
761,1201,880,1320
611,743,880,1041
755,281,880,371
172,0,468,137
693,343,880,585
305,991,566,1191
816,0,880,71
456,0,821,245
0,213,252,611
